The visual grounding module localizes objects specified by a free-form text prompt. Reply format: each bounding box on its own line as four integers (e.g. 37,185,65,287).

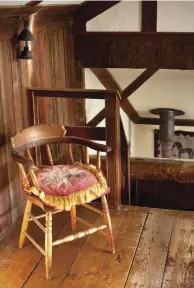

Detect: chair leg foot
70,206,76,231
19,200,32,249
45,211,52,279
101,195,115,254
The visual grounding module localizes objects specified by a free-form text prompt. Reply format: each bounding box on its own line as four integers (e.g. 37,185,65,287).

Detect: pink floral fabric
36,165,98,196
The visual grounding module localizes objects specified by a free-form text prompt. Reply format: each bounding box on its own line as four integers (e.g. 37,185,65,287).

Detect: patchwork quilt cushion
28,163,109,210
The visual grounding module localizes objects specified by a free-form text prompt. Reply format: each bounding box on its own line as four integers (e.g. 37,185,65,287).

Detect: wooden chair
11,124,115,279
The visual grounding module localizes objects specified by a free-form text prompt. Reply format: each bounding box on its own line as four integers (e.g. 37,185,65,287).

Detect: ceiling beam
25,1,42,7
121,69,158,100
87,109,106,127
139,117,194,127
142,0,157,32
0,5,79,19
87,68,158,126
76,1,120,23
120,100,140,124
73,1,120,32
88,68,140,125
65,126,106,141
90,68,121,92
120,69,158,123
74,32,194,69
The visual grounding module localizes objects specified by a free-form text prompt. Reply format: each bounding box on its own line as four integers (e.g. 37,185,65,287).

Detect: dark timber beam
105,92,121,209
65,126,106,141
28,87,115,99
74,1,120,32
88,68,140,125
88,68,158,125
120,101,140,124
142,0,157,32
74,32,194,69
90,68,121,92
139,117,194,127
120,118,130,205
76,1,120,22
121,69,158,100
87,110,105,127
25,1,42,7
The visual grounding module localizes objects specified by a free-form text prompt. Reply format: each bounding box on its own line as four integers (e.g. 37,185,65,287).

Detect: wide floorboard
0,205,194,288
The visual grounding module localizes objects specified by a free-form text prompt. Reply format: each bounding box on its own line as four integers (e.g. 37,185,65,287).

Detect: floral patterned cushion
36,165,98,196
33,164,109,210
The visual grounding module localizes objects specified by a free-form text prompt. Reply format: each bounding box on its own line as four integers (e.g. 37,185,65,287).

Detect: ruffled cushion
26,163,109,211
36,165,98,196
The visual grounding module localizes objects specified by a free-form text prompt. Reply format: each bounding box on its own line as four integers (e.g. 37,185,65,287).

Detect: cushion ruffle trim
23,163,109,211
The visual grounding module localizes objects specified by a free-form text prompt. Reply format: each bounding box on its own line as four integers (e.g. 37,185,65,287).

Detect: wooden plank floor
1,205,194,288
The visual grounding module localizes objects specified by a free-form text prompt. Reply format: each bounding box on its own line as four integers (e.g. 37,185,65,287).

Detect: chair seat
34,164,109,211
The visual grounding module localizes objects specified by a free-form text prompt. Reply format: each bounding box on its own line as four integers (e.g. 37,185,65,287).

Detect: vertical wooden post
105,92,121,209
120,118,130,205
142,0,157,32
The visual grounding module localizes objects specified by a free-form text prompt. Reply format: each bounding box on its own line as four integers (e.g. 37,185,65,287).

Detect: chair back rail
13,136,111,155
11,125,111,194
11,124,66,167
11,124,66,149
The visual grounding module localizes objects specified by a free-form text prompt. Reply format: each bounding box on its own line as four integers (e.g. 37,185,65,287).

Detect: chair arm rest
13,137,112,153
11,149,37,172
61,136,112,152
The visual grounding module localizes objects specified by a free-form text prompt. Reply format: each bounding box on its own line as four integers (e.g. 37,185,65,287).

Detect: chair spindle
27,149,34,162
68,143,74,164
19,164,30,188
46,145,54,165
96,151,101,169
85,147,89,164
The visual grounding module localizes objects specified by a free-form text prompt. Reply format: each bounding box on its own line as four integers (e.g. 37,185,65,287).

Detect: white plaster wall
132,125,158,158
85,69,106,155
85,69,105,127
158,1,194,32
87,1,141,32
129,70,194,119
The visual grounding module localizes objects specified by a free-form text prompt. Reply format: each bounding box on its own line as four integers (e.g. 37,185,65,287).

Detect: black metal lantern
17,19,35,60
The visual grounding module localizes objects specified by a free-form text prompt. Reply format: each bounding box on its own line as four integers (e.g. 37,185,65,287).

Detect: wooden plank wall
0,19,85,238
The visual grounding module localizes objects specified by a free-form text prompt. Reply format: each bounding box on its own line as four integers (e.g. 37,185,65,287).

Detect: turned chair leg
70,206,76,231
101,195,115,254
19,200,32,248
45,211,52,280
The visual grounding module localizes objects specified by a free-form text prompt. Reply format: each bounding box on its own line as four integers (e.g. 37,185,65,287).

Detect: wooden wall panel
0,52,12,236
0,21,85,237
0,41,21,221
